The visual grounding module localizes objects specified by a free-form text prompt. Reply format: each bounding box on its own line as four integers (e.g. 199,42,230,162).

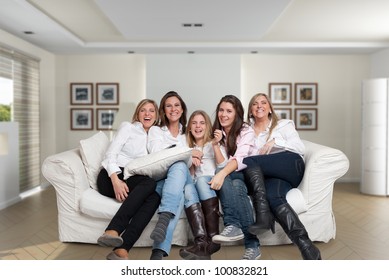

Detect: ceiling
1,0,389,55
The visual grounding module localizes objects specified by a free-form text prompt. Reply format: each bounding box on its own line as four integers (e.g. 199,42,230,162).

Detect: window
0,45,40,192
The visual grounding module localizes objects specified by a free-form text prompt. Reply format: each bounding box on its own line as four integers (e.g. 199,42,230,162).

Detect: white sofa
41,131,349,248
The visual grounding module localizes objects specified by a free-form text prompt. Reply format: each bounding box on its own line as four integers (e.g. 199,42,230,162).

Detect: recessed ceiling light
23,31,34,35
128,51,135,54
194,23,203,27
251,51,258,54
182,23,192,27
187,51,195,54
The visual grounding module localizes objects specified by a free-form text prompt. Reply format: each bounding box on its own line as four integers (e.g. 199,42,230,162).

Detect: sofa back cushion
79,131,109,190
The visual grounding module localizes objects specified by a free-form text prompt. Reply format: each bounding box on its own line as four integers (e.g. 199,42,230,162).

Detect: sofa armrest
299,140,349,210
42,148,90,213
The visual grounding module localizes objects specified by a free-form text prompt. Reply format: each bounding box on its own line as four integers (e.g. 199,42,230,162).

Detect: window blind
0,45,41,192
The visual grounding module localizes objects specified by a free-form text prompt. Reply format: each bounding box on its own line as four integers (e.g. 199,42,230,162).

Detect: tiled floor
1,183,389,260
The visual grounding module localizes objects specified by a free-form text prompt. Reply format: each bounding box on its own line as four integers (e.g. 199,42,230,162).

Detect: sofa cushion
79,131,109,190
123,146,192,181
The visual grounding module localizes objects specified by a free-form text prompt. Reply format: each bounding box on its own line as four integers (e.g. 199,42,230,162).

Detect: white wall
370,49,389,78
1,28,374,185
146,54,241,120
55,54,146,150
242,54,370,181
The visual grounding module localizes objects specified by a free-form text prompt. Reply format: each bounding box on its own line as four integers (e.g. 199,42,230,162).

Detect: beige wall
1,29,373,185
241,54,370,182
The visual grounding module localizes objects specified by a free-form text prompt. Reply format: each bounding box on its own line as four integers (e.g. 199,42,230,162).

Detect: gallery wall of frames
70,83,119,130
269,82,318,130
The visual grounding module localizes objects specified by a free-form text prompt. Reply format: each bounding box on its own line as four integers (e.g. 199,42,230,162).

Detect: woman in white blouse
243,93,321,260
146,91,200,260
96,99,160,260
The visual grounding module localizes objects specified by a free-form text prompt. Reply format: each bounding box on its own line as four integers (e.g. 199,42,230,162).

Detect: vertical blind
0,45,40,192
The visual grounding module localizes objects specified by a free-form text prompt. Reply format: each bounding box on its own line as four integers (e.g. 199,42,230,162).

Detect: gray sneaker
212,225,244,243
241,247,261,260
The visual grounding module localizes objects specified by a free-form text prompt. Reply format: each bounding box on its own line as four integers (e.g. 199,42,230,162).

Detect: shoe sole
179,250,211,260
212,234,244,243
97,234,123,247
242,253,262,260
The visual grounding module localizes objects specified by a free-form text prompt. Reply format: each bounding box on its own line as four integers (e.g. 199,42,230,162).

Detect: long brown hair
186,110,213,148
212,95,245,157
158,91,187,133
247,93,279,141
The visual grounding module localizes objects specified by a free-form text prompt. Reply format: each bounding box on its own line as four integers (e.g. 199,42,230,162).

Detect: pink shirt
225,124,256,171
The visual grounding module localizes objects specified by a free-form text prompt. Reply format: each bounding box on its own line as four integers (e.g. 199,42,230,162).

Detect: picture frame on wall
274,108,292,120
269,83,292,105
70,83,93,105
295,83,318,105
96,108,118,130
96,83,119,105
295,108,318,130
70,108,93,130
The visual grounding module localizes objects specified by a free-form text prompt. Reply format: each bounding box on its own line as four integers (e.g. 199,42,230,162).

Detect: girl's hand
259,139,275,155
111,174,129,202
191,156,202,167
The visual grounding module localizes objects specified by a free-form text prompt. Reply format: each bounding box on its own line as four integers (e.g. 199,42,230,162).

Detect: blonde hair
132,99,159,126
186,110,213,148
247,93,279,141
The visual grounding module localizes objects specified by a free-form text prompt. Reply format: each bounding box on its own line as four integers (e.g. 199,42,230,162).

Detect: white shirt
147,124,188,153
193,142,227,178
101,121,148,176
253,119,305,157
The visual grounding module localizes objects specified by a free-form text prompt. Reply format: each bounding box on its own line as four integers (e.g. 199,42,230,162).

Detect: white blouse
192,142,227,178
253,119,305,157
101,121,148,176
147,124,188,153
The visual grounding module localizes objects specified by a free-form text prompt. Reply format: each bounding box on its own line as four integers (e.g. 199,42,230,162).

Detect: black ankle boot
243,167,275,234
274,203,321,260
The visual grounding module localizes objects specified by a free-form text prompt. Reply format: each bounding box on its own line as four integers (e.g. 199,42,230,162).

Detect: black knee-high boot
274,203,321,260
243,167,275,234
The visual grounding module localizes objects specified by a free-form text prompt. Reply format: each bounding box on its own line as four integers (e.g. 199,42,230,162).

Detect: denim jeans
184,175,217,208
243,151,305,188
243,151,305,210
217,171,259,249
153,161,191,255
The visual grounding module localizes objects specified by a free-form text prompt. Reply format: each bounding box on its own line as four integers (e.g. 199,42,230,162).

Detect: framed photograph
274,108,292,120
96,108,118,130
96,83,119,105
70,83,93,105
295,83,318,105
269,83,292,105
70,108,93,130
295,108,318,130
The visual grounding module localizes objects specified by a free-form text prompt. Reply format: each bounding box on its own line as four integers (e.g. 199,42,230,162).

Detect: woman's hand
212,129,223,146
210,171,226,191
111,173,129,202
259,139,275,155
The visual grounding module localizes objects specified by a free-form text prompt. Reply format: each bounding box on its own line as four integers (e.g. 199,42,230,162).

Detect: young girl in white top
179,110,227,260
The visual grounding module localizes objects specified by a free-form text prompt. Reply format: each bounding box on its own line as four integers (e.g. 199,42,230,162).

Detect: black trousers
97,168,161,251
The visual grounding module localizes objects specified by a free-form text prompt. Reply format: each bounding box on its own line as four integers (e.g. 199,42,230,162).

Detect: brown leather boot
201,197,221,255
179,203,210,260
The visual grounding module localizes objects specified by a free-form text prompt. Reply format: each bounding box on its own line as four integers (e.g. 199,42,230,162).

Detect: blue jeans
153,161,191,255
217,171,259,249
184,175,217,208
243,151,305,209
